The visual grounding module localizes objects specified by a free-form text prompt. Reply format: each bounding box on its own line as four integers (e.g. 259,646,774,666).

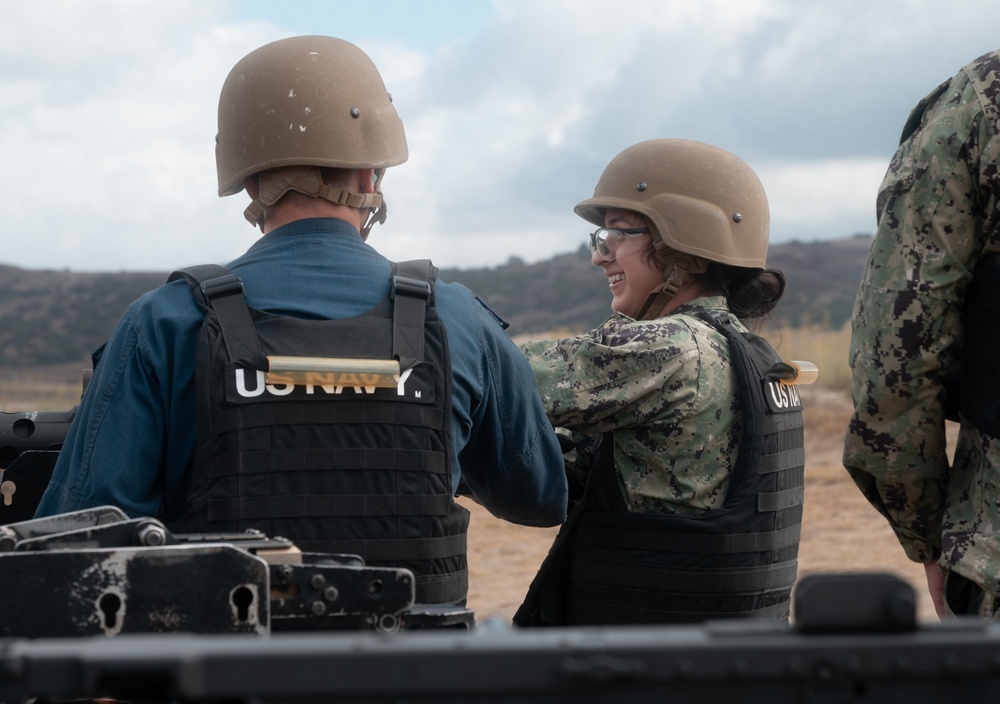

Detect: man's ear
356,168,376,195
243,176,260,199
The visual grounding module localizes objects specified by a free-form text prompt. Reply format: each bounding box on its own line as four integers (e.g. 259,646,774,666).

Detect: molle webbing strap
760,447,805,474
413,570,469,605
391,260,436,371
300,534,467,562
572,521,802,555
569,558,799,595
757,486,805,512
569,598,791,625
206,447,447,479
168,265,266,370
209,400,446,434
207,493,454,521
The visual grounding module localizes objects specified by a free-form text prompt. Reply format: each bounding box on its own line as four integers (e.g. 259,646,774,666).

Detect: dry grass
762,323,853,391
0,365,88,412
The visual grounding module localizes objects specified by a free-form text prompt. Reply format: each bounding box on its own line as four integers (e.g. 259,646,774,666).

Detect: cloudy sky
4,0,999,273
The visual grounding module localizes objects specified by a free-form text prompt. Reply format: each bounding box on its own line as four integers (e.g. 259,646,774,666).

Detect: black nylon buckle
199,274,245,301
392,274,432,302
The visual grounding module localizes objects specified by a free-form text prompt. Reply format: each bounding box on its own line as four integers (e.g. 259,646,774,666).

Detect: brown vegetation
0,235,870,369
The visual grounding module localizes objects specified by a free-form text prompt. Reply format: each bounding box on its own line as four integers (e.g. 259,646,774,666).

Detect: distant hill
0,267,166,368
439,234,874,334
0,235,873,368
765,234,874,329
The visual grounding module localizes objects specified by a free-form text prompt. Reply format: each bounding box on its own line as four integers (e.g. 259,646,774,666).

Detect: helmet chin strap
359,168,388,241
243,166,385,236
359,197,387,241
636,244,708,320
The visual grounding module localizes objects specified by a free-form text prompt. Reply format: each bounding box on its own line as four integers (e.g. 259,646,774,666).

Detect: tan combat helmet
216,35,408,238
575,139,770,319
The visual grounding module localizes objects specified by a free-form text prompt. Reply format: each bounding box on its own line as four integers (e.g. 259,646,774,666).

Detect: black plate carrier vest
168,261,469,604
515,311,804,625
944,254,1000,437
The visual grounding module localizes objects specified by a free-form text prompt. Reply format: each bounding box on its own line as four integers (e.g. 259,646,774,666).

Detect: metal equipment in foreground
0,573,998,703
0,506,473,640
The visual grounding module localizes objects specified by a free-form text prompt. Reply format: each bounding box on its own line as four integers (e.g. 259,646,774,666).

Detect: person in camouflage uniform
514,139,806,626
522,307,742,516
844,50,1000,619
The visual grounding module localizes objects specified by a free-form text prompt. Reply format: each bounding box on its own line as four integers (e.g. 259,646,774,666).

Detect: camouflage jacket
843,51,1000,591
521,295,742,514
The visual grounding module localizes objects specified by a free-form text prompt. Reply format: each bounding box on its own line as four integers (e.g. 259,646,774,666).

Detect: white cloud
1,1,280,271
760,158,888,241
2,0,999,272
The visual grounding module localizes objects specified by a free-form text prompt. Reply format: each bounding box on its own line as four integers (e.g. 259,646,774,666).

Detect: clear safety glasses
589,227,650,261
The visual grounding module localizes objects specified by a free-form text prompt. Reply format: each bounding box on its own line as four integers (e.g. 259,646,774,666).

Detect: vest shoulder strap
168,265,266,370
391,259,437,371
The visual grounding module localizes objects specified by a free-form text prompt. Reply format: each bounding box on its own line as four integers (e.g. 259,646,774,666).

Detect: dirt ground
460,386,940,624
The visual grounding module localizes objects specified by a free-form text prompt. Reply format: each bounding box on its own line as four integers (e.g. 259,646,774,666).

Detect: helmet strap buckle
243,167,385,232
636,249,708,320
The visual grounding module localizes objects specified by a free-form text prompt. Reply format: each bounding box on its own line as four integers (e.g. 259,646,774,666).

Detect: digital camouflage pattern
843,50,1000,607
521,295,742,515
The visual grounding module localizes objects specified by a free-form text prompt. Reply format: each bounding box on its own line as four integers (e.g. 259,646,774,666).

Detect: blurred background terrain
0,234,872,377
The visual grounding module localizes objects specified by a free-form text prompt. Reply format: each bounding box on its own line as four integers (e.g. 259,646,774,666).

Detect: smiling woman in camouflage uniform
514,139,806,626
844,50,1000,619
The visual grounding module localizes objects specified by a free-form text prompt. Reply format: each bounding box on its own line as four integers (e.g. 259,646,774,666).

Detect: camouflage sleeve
843,60,1000,563
519,314,701,433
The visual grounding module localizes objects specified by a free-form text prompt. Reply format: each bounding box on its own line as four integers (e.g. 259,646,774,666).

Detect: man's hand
923,561,945,619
